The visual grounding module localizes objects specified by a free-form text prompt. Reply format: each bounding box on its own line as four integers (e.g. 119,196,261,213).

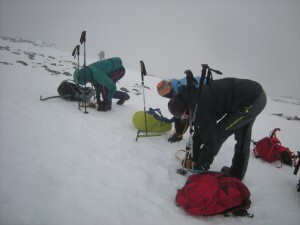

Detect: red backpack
175,172,252,217
252,128,296,167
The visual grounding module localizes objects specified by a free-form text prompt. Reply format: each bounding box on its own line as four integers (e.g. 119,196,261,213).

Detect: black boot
116,98,126,105
229,152,248,180
116,93,130,105
97,100,111,111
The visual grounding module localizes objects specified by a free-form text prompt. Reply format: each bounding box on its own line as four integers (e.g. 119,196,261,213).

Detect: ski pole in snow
80,31,88,114
72,44,81,110
140,60,148,134
135,61,163,141
189,65,222,171
177,65,222,174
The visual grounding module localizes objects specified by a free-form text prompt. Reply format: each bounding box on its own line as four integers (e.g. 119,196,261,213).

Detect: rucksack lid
175,172,252,217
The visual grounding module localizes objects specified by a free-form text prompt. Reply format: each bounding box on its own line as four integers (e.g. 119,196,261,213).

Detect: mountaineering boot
116,93,130,105
221,166,230,175
227,152,248,180
97,100,111,111
97,103,111,111
116,98,126,105
193,161,210,172
168,132,183,143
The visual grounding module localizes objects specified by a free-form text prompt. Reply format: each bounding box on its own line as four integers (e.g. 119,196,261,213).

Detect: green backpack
132,108,172,133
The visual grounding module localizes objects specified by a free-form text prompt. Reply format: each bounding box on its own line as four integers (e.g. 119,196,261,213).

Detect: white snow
0,37,299,225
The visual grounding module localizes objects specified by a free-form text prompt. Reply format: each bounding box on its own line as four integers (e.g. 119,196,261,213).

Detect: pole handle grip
140,61,147,81
80,31,86,44
72,45,80,59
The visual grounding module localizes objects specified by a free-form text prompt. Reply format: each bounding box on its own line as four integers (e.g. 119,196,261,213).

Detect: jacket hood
107,57,123,71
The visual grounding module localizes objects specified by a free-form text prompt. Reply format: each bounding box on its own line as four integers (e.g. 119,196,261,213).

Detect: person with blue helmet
157,76,203,143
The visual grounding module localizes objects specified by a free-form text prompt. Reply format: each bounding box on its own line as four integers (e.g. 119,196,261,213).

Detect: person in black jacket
168,77,267,180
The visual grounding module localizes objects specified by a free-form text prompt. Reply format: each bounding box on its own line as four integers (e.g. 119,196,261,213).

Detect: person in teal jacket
73,57,129,111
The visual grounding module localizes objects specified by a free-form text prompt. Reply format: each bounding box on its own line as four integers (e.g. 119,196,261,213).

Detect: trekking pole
135,62,162,141
187,64,222,172
72,44,81,110
80,31,88,114
191,64,222,170
140,60,148,135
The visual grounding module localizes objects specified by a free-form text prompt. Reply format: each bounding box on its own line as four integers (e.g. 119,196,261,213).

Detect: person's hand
168,133,183,143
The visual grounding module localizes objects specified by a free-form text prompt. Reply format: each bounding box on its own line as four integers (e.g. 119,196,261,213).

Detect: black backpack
57,80,95,102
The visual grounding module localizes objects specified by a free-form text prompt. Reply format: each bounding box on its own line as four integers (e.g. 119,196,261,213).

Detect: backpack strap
146,108,173,123
222,182,253,218
269,128,281,143
226,209,254,218
251,139,259,158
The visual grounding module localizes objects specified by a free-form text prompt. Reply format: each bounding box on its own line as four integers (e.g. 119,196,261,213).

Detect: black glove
168,133,183,143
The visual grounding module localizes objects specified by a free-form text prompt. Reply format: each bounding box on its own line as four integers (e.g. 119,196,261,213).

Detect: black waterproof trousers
194,90,267,180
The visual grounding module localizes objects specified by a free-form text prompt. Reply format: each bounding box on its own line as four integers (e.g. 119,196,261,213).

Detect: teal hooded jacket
73,57,123,101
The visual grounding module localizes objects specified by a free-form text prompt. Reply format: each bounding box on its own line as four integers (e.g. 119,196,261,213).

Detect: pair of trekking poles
177,64,222,175
72,31,88,114
40,31,89,114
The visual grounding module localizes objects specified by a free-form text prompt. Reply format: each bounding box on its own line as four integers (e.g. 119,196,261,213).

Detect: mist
1,0,299,97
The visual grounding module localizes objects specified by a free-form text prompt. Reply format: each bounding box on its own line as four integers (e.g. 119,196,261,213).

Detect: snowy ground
0,37,299,225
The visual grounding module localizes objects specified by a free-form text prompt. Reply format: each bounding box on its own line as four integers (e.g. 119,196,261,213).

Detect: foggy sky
1,0,299,98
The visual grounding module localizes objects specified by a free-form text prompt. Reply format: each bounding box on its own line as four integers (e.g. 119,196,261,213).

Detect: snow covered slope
0,37,299,225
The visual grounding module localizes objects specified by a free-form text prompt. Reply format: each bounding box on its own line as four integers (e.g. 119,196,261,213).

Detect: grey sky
1,0,299,97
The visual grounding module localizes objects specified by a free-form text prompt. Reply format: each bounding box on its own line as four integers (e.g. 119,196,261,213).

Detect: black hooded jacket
178,77,264,164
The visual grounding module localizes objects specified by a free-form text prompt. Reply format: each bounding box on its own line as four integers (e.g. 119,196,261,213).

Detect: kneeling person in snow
168,78,267,180
156,77,202,143
73,57,130,111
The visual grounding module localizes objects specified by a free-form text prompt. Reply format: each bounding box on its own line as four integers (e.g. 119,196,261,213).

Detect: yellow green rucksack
132,108,172,133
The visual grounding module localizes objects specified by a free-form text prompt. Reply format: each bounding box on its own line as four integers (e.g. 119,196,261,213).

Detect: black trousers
96,67,126,103
195,90,267,180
